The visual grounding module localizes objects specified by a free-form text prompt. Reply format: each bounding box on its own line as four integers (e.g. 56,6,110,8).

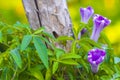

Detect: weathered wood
22,0,73,51
22,0,41,30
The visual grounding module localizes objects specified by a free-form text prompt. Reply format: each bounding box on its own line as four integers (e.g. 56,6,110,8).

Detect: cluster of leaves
0,21,120,80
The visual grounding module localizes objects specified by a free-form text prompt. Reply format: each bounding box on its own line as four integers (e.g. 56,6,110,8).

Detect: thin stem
77,68,85,79
11,67,18,80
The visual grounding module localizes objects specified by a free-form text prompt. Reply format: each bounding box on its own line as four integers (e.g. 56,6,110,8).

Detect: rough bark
22,0,73,51
22,0,41,30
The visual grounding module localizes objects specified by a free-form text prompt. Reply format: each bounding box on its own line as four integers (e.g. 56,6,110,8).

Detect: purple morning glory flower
88,48,106,73
90,14,111,42
80,6,94,24
78,28,87,39
81,28,87,35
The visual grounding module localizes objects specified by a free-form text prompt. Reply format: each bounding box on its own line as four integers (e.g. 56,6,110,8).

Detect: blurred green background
0,0,120,55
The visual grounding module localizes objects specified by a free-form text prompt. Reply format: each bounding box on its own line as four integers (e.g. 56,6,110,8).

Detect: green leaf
79,59,89,73
72,27,77,40
78,43,90,52
10,48,22,69
104,48,111,63
114,57,120,64
33,27,45,35
1,67,11,80
100,64,114,75
113,73,120,79
72,22,85,39
80,38,101,48
68,72,74,80
0,31,2,42
100,32,112,48
0,57,3,67
57,36,74,42
42,31,55,39
100,75,111,80
60,53,81,60
114,64,120,73
47,49,54,56
40,36,55,49
57,77,64,80
71,40,77,54
55,48,65,59
33,36,49,69
45,68,51,80
0,43,9,52
59,59,79,65
14,21,30,29
0,50,8,68
21,35,32,51
7,29,13,34
52,62,59,74
29,68,44,80
0,21,6,26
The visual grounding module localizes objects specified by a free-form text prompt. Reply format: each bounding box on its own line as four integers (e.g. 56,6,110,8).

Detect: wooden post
22,0,73,51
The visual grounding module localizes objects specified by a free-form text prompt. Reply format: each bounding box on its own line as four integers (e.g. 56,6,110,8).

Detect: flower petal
91,14,111,41
80,6,94,24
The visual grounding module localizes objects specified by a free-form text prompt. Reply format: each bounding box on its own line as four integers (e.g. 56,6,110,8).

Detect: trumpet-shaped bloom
88,48,106,73
90,14,111,42
80,6,94,24
81,28,87,35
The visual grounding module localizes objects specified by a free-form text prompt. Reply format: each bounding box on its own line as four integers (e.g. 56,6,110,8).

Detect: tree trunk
22,0,73,51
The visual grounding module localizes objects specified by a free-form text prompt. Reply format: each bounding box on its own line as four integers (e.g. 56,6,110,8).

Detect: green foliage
29,67,44,80
21,35,32,51
0,21,119,80
10,48,22,69
52,62,59,74
33,36,49,69
114,57,120,64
